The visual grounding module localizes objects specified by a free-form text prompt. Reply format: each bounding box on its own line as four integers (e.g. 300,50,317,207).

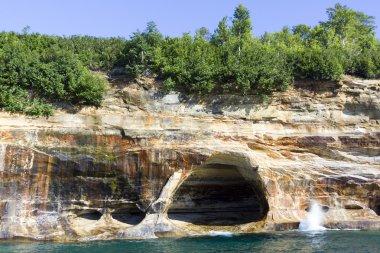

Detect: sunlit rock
0,76,379,240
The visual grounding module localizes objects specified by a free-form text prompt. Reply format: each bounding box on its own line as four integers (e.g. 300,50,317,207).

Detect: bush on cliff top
0,33,107,116
0,4,379,116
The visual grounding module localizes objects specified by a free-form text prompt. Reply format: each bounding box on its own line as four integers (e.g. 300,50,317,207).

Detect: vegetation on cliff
0,32,108,116
0,4,379,116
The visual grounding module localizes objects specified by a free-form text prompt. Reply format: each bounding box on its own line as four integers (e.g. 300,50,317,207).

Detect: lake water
0,231,379,253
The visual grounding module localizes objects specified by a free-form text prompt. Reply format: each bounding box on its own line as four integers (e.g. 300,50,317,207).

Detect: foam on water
209,231,234,237
299,201,326,231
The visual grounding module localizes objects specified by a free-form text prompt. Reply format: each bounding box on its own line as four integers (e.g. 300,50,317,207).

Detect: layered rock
0,76,379,240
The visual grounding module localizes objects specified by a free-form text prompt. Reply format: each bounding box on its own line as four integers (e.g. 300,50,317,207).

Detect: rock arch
166,153,269,231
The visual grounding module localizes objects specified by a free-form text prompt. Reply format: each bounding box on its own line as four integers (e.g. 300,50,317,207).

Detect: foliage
320,4,376,48
125,21,163,77
0,4,379,116
291,46,343,81
155,33,216,94
0,32,107,116
152,4,380,95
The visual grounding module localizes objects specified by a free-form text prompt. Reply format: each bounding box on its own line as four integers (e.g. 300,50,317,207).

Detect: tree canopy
0,4,379,116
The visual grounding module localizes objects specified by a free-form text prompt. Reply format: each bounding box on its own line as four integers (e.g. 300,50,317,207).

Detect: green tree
155,33,216,94
321,3,376,47
319,4,378,78
292,46,343,81
292,24,311,39
231,4,252,57
125,21,163,77
211,17,231,46
195,27,211,41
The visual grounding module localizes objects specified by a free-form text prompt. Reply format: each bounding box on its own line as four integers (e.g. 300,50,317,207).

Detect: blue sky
0,0,379,38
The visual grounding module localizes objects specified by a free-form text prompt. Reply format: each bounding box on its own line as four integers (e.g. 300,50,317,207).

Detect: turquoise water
0,231,379,253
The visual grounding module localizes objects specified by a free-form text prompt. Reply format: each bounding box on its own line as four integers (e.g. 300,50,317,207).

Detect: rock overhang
0,77,379,240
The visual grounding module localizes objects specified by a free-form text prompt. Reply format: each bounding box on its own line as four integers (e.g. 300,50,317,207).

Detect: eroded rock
0,77,380,240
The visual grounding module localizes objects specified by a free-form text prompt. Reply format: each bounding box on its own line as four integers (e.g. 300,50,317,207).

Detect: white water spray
209,231,233,237
299,201,326,231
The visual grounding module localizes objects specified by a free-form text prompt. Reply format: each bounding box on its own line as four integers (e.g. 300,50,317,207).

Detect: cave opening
111,206,145,225
375,205,380,216
369,197,380,216
77,210,102,221
167,164,268,226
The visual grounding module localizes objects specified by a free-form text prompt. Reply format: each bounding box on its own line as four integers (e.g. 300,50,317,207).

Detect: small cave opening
77,210,103,221
370,197,380,216
369,197,380,216
374,206,380,216
167,164,268,226
111,206,145,225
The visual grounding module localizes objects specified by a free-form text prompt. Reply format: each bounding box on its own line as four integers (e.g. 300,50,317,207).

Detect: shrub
0,35,107,116
292,47,343,81
163,77,175,91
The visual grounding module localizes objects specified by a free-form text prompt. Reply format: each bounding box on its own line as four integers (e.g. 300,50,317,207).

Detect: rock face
0,76,380,240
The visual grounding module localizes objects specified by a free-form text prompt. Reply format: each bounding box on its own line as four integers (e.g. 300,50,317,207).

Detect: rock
0,76,379,241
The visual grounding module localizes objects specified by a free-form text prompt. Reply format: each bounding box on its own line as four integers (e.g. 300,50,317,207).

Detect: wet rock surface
0,76,379,240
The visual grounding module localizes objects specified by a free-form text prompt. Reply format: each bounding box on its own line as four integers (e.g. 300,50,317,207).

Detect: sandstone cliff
0,76,379,240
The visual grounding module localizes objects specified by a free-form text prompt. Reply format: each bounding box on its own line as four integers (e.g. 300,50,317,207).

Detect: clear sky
0,0,379,38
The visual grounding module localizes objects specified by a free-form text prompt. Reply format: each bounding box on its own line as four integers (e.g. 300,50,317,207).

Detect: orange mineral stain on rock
0,76,379,240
